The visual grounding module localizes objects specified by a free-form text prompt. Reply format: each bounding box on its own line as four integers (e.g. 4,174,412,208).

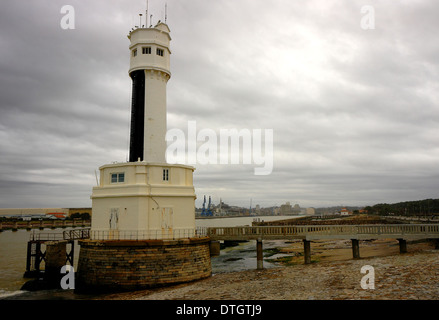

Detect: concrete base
209,241,221,256
21,241,69,291
76,237,212,293
44,241,68,286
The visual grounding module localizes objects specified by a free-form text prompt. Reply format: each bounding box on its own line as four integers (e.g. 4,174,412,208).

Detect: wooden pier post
398,239,407,253
352,239,360,259
303,240,311,264
209,241,221,256
24,241,43,278
256,239,263,270
25,241,33,275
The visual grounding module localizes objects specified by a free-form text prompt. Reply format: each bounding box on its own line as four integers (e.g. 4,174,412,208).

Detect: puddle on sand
211,240,292,274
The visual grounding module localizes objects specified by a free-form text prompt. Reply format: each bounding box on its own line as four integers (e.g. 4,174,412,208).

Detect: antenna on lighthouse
165,3,167,23
139,13,142,28
146,0,149,27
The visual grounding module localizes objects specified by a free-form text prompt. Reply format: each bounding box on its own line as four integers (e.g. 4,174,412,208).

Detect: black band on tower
129,70,145,162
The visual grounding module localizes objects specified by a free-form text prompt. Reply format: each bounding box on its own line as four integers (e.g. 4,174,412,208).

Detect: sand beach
96,238,439,300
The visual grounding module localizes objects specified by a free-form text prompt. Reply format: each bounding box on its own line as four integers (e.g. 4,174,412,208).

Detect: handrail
29,232,64,241
63,228,90,240
89,227,208,241
207,224,439,239
28,224,439,241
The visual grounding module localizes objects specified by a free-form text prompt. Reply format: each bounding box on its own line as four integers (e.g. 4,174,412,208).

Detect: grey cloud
1,0,439,209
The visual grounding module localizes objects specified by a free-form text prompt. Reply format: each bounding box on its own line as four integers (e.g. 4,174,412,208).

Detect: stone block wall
75,237,211,293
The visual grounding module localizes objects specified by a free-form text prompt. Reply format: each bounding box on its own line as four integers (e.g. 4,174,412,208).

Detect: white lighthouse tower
77,14,211,293
128,21,170,163
89,20,197,240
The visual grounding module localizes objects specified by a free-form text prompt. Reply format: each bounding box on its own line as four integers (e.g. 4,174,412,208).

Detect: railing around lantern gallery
89,227,208,241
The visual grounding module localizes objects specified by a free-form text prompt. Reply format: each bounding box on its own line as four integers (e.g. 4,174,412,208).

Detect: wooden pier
207,224,439,269
0,219,90,232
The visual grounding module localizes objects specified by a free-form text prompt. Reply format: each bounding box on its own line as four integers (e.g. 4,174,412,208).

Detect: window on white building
132,48,137,57
142,47,151,54
111,173,125,183
162,169,169,181
156,48,164,56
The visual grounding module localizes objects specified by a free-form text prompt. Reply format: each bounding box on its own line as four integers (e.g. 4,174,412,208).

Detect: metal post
256,239,263,270
398,239,407,253
303,240,311,264
352,239,360,259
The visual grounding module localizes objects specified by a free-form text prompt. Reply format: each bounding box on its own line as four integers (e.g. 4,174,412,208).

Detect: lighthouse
89,21,197,240
76,16,211,293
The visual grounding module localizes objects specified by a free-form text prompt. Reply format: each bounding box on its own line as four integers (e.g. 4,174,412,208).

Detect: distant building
46,212,68,219
255,204,261,214
340,208,351,216
306,207,315,215
292,204,301,215
280,202,292,215
68,208,92,217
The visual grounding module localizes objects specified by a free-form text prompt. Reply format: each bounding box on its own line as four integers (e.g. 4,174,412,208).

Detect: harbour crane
201,195,213,216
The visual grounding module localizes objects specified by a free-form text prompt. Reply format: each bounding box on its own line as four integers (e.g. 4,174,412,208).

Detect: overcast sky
1,0,438,209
